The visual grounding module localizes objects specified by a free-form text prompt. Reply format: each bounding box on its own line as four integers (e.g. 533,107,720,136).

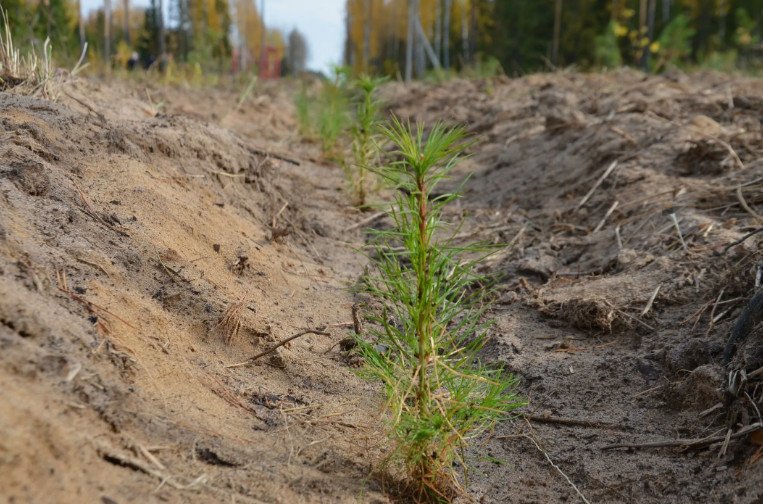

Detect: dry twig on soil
55,264,137,330
247,146,300,166
641,285,661,316
346,211,386,231
704,288,725,337
269,201,291,241
527,413,623,430
197,372,263,421
498,420,592,504
96,443,267,503
73,182,130,237
226,329,331,368
593,200,619,233
736,185,761,221
602,423,762,451
724,289,763,365
723,226,763,254
64,91,106,123
576,160,618,211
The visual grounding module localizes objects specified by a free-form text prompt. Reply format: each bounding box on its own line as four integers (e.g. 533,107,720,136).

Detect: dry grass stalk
73,182,130,236
576,160,618,211
497,421,592,504
593,200,619,233
602,423,762,451
641,284,661,316
216,292,248,344
0,10,57,98
736,185,761,221
198,372,253,413
96,443,268,503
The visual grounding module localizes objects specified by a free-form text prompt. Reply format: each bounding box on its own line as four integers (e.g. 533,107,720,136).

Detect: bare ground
1,69,762,504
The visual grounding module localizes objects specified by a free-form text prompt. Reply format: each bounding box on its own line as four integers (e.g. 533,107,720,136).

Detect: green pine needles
356,117,525,502
346,74,387,207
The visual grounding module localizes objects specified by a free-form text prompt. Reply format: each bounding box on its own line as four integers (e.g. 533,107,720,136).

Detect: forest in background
0,0,762,78
0,0,304,76
345,0,763,78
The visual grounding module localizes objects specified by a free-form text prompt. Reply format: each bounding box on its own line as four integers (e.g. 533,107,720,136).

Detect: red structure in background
232,46,281,78
259,46,281,79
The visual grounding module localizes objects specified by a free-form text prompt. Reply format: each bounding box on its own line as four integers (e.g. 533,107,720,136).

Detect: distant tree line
344,0,763,78
1,0,310,74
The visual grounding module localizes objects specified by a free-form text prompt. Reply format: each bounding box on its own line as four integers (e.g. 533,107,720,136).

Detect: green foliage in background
355,117,524,502
1,0,77,61
295,66,353,159
595,21,623,68
345,74,387,207
295,80,313,137
654,13,696,72
317,66,351,157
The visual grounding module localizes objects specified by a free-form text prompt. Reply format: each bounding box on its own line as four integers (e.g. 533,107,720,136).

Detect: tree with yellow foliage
343,0,499,79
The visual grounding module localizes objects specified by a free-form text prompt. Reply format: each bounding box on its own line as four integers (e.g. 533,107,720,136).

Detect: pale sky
266,0,345,74
81,0,346,74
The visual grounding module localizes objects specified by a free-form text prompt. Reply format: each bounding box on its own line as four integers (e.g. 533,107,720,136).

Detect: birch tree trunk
77,0,85,50
104,0,111,64
662,0,671,23
123,0,130,46
344,5,353,68
260,0,266,74
645,0,655,69
468,0,476,65
443,0,450,70
414,0,424,76
158,0,165,55
461,0,467,65
552,0,562,67
434,0,441,62
363,0,371,71
638,0,647,71
406,0,414,81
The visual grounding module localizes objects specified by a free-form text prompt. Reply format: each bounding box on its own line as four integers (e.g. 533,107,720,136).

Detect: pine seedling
346,74,387,207
317,66,350,158
295,80,313,138
356,117,525,502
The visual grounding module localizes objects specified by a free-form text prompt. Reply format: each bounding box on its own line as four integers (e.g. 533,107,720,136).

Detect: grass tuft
0,7,83,100
293,67,351,159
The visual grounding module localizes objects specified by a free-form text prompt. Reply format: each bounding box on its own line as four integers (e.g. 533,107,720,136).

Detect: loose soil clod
216,292,248,345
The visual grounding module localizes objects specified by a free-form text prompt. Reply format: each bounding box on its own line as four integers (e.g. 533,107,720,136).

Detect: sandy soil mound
1,81,385,504
2,70,762,504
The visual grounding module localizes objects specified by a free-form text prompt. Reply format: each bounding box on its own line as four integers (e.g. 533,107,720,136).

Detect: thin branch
669,212,688,252
736,185,761,220
527,414,622,430
602,423,762,451
498,424,592,504
226,329,331,368
641,284,661,316
56,265,137,329
346,211,386,231
576,160,618,211
247,146,300,166
723,226,763,254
